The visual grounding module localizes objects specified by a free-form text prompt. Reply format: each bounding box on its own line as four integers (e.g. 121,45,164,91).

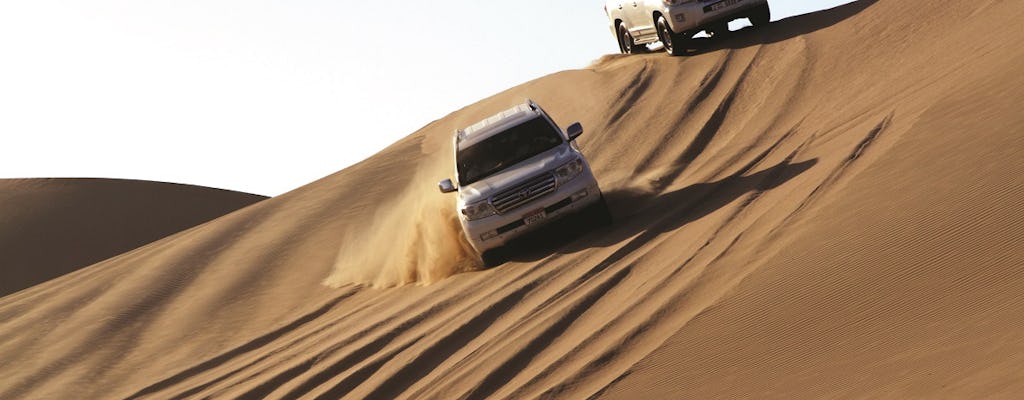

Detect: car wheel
749,3,771,26
481,248,505,268
657,16,689,56
617,24,642,54
584,196,613,227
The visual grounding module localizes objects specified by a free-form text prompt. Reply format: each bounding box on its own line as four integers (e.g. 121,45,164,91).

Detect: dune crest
0,178,265,297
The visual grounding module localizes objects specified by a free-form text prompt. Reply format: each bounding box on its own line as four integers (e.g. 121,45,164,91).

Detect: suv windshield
458,117,563,186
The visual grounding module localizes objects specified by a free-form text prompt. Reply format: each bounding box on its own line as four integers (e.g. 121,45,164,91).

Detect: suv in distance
605,0,771,56
439,100,611,265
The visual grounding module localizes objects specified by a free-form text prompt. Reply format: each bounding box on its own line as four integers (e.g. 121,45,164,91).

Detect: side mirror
567,122,584,141
438,179,457,193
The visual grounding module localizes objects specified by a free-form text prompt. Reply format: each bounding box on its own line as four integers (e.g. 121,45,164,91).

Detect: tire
480,248,505,268
617,24,643,54
584,196,613,228
657,16,689,56
749,3,771,26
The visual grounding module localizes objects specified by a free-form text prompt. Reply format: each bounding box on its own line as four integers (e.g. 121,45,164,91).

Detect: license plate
523,209,547,226
706,0,742,12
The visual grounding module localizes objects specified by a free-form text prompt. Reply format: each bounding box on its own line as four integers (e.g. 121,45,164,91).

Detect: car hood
459,145,576,204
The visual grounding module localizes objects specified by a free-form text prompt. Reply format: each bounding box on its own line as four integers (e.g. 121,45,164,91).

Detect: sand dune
3,0,1024,398
0,179,265,297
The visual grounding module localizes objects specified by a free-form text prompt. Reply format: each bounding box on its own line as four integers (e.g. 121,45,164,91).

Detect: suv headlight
461,201,496,220
554,158,584,183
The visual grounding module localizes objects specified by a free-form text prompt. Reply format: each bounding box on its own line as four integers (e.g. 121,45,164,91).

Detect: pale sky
0,1,853,196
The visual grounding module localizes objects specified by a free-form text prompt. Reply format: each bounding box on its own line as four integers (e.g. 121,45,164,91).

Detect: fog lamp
571,189,589,202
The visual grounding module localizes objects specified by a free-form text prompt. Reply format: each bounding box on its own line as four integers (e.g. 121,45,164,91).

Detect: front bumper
663,0,766,34
461,173,602,254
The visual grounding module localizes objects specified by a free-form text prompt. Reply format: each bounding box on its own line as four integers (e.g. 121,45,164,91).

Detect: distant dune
2,0,1023,398
0,179,265,297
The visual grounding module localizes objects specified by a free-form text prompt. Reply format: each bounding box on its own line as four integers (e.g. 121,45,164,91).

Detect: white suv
605,0,771,56
439,100,610,265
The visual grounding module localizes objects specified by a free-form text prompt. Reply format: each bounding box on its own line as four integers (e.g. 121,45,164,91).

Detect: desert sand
0,179,265,298
2,0,1024,398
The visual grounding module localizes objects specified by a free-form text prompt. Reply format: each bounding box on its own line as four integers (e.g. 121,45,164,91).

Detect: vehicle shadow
678,0,879,55
499,158,817,265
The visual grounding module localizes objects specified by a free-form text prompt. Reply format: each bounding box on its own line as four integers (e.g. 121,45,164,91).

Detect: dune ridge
0,178,265,297
2,0,1024,398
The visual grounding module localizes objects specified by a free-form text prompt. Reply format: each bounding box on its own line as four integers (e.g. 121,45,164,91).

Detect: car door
609,0,639,34
622,0,645,35
629,0,658,40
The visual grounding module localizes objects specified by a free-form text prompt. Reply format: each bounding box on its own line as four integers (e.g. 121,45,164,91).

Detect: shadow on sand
495,158,818,266
649,0,879,56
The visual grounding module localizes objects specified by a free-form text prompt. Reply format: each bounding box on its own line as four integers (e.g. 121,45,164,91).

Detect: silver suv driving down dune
605,0,771,56
439,100,610,265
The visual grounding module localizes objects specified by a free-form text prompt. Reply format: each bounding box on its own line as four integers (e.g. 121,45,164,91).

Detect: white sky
0,1,853,196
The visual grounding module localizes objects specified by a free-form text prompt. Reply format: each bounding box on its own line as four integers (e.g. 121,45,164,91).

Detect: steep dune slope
2,0,1024,398
0,179,266,297
597,2,1024,397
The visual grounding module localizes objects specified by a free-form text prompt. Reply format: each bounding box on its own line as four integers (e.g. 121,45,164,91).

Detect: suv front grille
491,173,556,214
